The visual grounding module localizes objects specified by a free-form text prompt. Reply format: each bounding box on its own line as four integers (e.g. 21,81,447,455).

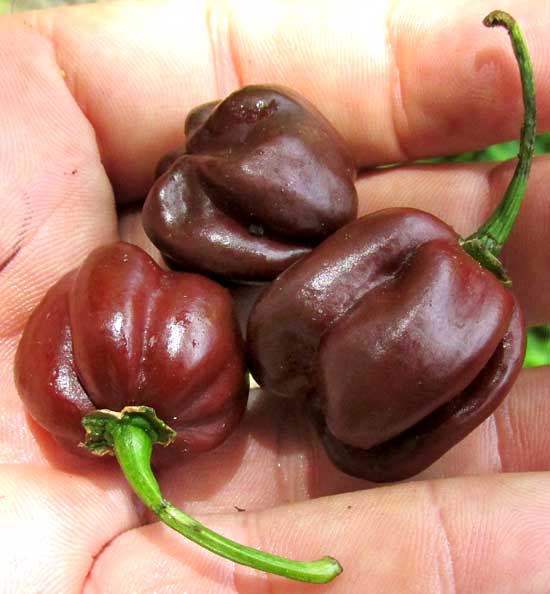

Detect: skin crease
0,1,550,593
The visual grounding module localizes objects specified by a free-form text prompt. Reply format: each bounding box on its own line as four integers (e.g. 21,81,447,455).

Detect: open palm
2,1,550,592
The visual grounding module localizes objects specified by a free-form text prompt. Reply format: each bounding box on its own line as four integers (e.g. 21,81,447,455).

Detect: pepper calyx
81,406,177,455
459,237,512,286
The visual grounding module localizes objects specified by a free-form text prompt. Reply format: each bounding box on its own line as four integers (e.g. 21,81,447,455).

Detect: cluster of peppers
14,11,537,585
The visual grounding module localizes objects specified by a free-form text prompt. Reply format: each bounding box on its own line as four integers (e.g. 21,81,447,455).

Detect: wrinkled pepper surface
143,85,358,282
248,11,534,482
248,208,526,482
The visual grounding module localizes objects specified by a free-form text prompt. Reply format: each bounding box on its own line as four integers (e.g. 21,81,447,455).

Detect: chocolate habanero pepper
15,242,341,583
143,85,358,282
247,11,535,482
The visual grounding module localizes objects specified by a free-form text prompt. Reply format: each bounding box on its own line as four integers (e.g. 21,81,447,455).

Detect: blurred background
0,0,87,10
1,0,548,367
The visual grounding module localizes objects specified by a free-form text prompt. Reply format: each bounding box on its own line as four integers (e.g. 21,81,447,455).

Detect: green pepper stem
463,10,536,257
110,421,342,584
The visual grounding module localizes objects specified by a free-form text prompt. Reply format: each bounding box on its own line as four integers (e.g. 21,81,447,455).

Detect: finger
157,390,369,516
0,20,117,342
154,367,550,515
0,464,137,594
9,0,550,202
357,155,550,326
0,22,119,465
87,471,550,594
418,366,550,480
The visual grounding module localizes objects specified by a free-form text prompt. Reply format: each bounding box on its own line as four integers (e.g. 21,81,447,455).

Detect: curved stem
110,421,342,584
463,11,536,257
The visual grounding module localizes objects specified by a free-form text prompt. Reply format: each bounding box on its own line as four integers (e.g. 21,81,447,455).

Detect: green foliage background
0,0,548,367
0,0,87,11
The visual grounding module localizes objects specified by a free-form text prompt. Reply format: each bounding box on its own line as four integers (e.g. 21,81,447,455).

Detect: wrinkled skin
15,242,248,466
143,85,358,282
248,208,526,482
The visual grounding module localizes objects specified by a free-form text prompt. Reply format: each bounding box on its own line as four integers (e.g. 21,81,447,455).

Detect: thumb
86,472,550,593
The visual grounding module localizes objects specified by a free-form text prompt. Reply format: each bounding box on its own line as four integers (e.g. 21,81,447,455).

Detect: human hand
2,1,550,592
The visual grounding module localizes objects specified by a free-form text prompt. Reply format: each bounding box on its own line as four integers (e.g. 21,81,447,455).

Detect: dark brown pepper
247,209,526,482
143,85,358,282
247,10,535,483
14,242,342,583
15,242,248,465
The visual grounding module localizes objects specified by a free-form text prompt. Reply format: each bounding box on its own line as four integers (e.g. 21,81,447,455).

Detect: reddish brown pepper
143,85,358,282
15,242,248,465
248,11,534,482
15,242,341,583
247,209,526,482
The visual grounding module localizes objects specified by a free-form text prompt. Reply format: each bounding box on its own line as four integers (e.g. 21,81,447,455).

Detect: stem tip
483,10,516,29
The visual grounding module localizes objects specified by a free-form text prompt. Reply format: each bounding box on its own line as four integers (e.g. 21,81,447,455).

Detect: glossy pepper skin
14,242,342,584
248,10,535,483
247,209,526,482
15,242,248,465
143,85,358,283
